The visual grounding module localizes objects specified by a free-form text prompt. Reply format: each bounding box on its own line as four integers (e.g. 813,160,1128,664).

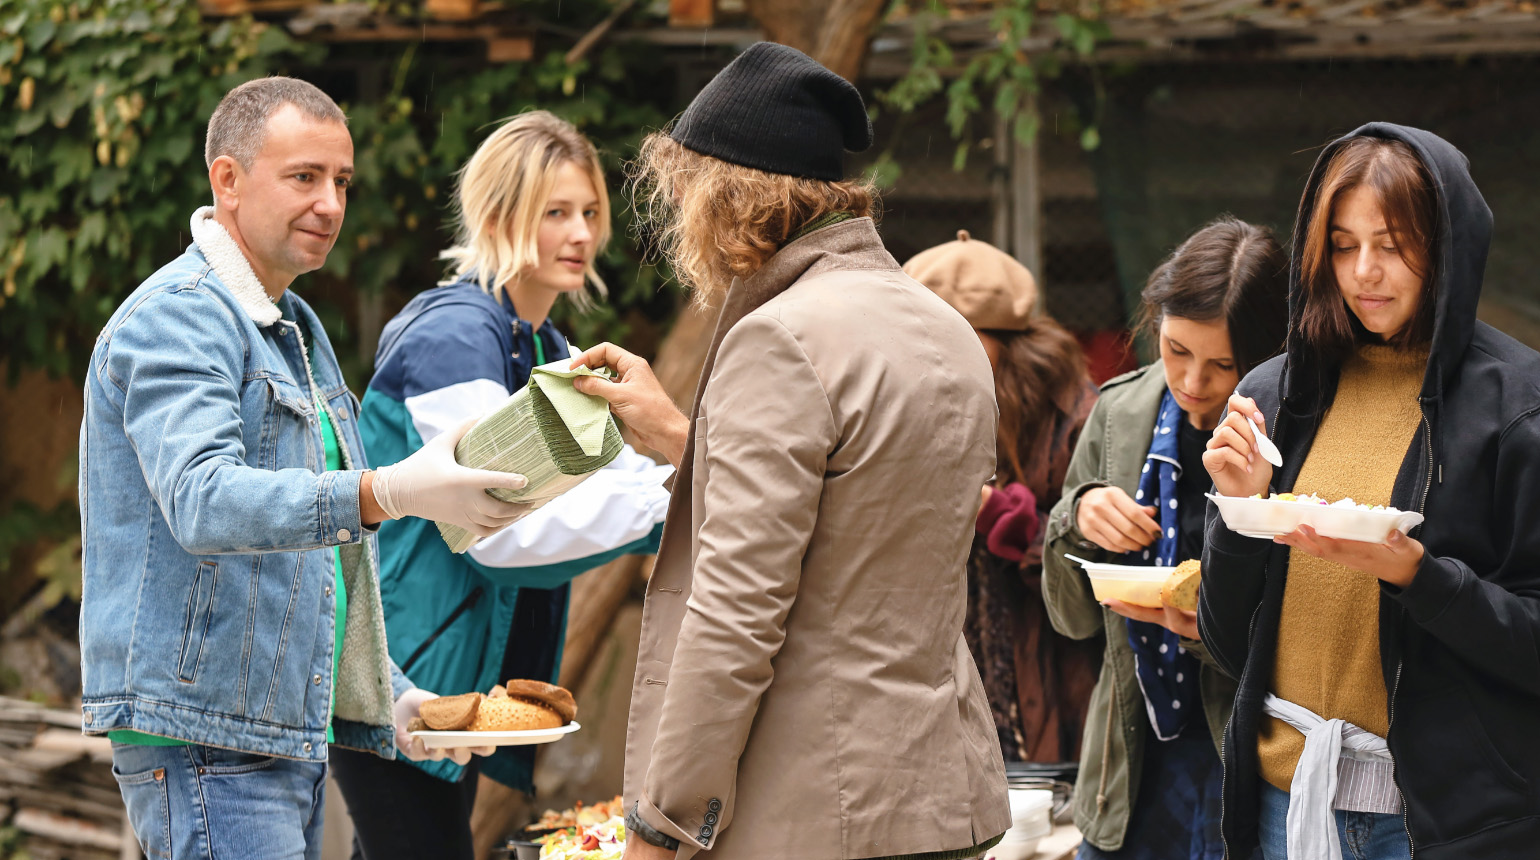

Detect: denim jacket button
337,528,351,542
303,742,313,753
324,586,333,598
313,674,323,685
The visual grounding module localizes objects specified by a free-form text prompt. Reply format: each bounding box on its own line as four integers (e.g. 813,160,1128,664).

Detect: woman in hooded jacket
1201,123,1540,860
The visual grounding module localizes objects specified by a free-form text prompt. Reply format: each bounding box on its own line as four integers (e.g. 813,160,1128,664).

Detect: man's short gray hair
204,77,347,169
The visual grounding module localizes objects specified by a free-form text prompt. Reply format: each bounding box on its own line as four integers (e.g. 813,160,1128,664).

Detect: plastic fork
1247,415,1283,468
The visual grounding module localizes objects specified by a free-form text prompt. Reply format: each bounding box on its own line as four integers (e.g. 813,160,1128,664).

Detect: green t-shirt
111,341,349,747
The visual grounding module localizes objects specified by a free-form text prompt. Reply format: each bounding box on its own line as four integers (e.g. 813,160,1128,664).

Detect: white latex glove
372,418,532,539
393,687,496,766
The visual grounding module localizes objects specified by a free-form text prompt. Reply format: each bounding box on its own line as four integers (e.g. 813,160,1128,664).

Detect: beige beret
901,230,1037,331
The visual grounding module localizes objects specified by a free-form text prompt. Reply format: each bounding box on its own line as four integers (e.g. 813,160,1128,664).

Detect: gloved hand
393,687,496,766
372,418,532,539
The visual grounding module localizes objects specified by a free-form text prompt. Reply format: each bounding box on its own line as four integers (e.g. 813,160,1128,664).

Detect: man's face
226,104,353,289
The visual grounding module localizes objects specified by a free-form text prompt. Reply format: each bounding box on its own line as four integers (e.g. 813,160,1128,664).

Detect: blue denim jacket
80,215,410,762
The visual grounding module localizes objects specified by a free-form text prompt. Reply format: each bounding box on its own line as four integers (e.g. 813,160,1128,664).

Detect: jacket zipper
400,586,485,675
1219,402,1281,860
1388,407,1434,860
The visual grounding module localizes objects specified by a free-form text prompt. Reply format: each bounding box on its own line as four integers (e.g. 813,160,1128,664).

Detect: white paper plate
1207,493,1423,543
411,722,580,750
1064,555,1174,609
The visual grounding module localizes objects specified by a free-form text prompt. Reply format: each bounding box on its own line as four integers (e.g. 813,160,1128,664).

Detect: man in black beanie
575,42,1012,860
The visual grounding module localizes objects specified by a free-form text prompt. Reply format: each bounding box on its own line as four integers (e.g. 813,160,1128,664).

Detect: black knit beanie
670,42,874,181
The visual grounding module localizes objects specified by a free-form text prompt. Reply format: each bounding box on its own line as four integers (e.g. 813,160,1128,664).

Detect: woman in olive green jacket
1043,218,1287,859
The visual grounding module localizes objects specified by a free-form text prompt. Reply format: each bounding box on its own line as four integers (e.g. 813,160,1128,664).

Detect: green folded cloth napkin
437,360,623,553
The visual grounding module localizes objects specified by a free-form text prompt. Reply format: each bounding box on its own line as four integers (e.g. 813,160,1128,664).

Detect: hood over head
1282,123,1491,417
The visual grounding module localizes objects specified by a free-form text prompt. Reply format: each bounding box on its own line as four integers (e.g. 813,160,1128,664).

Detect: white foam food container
1206,493,1423,543
1065,555,1173,609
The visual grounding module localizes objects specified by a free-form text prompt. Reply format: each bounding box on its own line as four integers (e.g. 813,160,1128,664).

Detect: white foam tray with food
1064,555,1174,609
413,722,581,750
1207,492,1423,542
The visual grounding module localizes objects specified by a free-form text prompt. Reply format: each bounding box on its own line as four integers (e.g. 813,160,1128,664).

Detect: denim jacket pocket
242,373,318,472
177,561,219,683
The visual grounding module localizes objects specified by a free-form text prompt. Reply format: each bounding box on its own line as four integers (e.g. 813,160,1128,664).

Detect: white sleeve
404,352,674,570
467,444,673,569
404,378,513,446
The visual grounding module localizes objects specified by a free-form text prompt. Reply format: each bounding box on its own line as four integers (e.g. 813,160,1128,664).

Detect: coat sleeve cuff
637,793,714,854
389,658,415,701
318,470,366,547
1389,551,1468,625
1049,480,1108,550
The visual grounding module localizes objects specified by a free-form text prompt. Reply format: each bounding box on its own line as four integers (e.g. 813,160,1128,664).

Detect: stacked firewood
0,697,134,860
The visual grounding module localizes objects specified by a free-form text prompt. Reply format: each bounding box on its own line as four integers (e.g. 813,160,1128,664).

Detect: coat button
698,825,712,843
707,798,721,813
704,812,718,826
303,742,313,753
337,528,351,542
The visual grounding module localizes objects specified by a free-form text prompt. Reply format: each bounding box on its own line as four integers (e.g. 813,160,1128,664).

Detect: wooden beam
425,0,479,21
487,36,534,62
669,0,715,29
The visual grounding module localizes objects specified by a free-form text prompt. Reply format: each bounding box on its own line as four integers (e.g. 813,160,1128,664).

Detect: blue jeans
1258,782,1410,860
111,743,328,860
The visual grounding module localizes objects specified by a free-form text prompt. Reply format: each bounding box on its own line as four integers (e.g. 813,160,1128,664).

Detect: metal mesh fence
864,53,1540,372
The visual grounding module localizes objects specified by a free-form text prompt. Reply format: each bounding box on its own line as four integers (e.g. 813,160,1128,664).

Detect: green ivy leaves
0,0,673,381
876,0,1109,168
0,0,311,378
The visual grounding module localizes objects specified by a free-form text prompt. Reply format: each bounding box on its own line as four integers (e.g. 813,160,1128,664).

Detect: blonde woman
572,44,1010,860
332,111,674,860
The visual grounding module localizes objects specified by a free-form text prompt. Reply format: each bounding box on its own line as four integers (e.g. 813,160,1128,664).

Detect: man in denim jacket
79,77,525,859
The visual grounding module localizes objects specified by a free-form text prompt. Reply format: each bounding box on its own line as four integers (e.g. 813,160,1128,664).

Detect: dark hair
1138,217,1289,377
991,317,1090,487
205,77,346,170
1297,137,1438,361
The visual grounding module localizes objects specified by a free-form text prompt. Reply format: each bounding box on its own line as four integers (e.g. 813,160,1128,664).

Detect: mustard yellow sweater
1259,344,1427,790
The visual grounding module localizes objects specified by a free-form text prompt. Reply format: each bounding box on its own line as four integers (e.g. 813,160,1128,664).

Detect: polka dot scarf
1122,389,1202,741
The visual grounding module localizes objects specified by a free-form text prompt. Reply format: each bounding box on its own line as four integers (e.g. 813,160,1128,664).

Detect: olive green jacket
1041,361,1237,852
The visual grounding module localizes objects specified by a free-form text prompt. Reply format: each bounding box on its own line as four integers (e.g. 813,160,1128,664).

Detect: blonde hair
629,132,877,303
442,111,611,306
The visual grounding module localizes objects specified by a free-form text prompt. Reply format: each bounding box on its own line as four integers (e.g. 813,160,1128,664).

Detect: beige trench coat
625,218,1012,859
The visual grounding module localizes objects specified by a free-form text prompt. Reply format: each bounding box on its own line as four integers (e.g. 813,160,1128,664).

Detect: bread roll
1162,560,1202,612
468,696,565,732
419,692,482,731
504,679,578,723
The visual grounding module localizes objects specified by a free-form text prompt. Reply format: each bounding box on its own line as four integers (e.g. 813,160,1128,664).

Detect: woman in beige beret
903,231,1101,765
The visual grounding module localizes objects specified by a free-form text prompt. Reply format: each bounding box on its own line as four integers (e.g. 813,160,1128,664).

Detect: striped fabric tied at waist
1263,694,1402,860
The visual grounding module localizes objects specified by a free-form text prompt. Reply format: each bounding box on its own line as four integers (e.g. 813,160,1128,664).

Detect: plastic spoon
1247,415,1283,468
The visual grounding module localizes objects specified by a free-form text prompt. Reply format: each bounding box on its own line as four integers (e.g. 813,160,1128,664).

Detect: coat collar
189,206,282,327
686,217,898,419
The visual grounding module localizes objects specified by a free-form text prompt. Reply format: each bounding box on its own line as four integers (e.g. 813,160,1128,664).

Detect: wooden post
992,111,1011,251
1011,96,1043,301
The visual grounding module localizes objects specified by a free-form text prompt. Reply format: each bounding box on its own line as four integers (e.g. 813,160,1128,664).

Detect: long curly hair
628,132,877,302
990,318,1091,488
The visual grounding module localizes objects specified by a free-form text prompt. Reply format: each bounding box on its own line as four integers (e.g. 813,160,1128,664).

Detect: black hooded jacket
1199,123,1540,858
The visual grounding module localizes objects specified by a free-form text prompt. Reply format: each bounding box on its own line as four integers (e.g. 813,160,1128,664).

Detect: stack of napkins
437,360,623,553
